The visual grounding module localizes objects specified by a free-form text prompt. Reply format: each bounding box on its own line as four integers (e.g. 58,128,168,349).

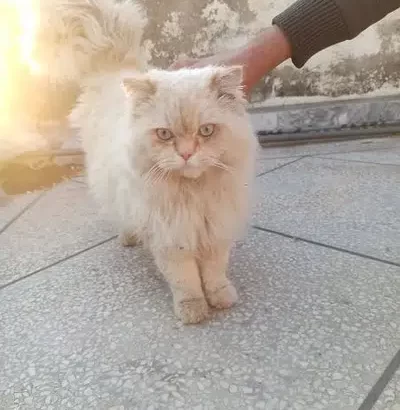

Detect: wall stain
140,0,255,67
250,52,400,102
141,2,400,101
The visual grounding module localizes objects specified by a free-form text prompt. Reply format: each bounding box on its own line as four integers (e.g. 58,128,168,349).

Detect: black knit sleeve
272,0,400,68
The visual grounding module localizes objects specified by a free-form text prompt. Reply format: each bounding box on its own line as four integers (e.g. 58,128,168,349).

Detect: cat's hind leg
200,243,238,310
118,231,139,247
155,249,209,324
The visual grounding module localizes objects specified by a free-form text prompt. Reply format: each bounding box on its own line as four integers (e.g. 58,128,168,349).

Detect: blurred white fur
37,0,146,82
38,0,258,324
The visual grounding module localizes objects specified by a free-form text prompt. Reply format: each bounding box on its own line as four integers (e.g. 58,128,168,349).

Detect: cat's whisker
146,161,166,178
153,169,168,185
144,169,161,186
160,169,171,184
144,162,172,186
208,158,234,174
145,169,163,185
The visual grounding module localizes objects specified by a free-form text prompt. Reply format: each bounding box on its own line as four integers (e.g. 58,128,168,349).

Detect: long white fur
71,68,256,251
38,0,258,324
38,0,146,82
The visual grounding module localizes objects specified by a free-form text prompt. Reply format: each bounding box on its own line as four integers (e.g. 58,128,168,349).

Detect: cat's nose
180,151,193,161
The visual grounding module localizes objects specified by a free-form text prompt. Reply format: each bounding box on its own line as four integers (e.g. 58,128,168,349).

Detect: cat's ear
210,66,246,104
122,77,157,104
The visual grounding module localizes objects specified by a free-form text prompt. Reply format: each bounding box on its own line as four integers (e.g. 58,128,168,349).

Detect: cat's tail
37,0,147,83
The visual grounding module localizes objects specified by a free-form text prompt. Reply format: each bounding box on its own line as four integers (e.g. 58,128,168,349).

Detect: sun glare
0,0,40,127
16,0,41,74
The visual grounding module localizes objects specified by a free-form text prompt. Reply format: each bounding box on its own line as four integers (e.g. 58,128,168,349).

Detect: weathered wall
140,0,400,103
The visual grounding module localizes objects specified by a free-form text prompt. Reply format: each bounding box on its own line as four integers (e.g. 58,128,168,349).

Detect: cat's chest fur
131,170,248,252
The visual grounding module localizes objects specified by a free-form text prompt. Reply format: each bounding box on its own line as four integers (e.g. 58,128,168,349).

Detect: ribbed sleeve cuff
272,0,350,68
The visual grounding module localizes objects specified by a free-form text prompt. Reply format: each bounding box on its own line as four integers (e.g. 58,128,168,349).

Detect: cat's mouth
180,165,204,179
167,158,206,179
148,162,204,181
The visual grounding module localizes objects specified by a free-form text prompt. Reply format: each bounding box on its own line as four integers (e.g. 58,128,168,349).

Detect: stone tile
69,173,87,185
0,181,115,287
253,156,400,264
373,371,400,410
257,136,400,160
255,157,301,176
319,149,400,165
0,191,41,233
0,229,399,409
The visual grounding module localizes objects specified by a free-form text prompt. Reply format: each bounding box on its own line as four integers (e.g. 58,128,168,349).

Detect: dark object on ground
0,155,82,195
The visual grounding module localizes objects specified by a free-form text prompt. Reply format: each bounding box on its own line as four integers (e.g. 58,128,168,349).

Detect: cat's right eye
156,128,174,141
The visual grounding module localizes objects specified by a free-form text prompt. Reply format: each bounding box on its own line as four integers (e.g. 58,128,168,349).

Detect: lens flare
0,0,40,128
16,0,41,74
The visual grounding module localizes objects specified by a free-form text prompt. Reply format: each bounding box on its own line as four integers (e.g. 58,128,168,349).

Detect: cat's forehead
154,99,214,135
149,67,215,93
157,93,221,132
148,69,220,127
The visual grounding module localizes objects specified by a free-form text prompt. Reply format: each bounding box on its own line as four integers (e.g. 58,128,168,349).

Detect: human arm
273,0,400,68
170,25,291,95
170,0,400,93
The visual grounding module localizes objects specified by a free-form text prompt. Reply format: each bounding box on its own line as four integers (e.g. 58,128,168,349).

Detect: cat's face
123,66,253,179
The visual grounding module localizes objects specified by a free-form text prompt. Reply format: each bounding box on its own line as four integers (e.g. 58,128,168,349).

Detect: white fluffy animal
37,0,258,323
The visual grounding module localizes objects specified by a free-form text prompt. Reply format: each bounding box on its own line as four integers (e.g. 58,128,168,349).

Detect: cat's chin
180,166,204,179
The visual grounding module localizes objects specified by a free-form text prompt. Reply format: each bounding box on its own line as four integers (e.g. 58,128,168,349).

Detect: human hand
169,26,291,96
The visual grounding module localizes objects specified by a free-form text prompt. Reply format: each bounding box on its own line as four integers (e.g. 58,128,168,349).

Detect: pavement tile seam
2,222,399,296
69,177,86,185
0,192,45,236
314,156,400,167
257,153,307,160
0,235,117,292
359,349,400,410
256,156,307,177
252,225,400,269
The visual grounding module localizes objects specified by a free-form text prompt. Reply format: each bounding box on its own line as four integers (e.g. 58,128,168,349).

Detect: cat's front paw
119,232,139,247
206,283,238,309
174,298,209,324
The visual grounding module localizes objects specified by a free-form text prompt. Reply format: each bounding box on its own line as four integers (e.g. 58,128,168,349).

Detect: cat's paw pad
206,283,238,309
119,232,139,247
174,298,209,324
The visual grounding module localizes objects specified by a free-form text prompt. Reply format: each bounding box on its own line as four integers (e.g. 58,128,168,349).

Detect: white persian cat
37,0,258,323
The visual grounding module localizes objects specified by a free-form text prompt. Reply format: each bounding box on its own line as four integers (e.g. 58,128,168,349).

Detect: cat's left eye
198,124,215,138
156,128,174,141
